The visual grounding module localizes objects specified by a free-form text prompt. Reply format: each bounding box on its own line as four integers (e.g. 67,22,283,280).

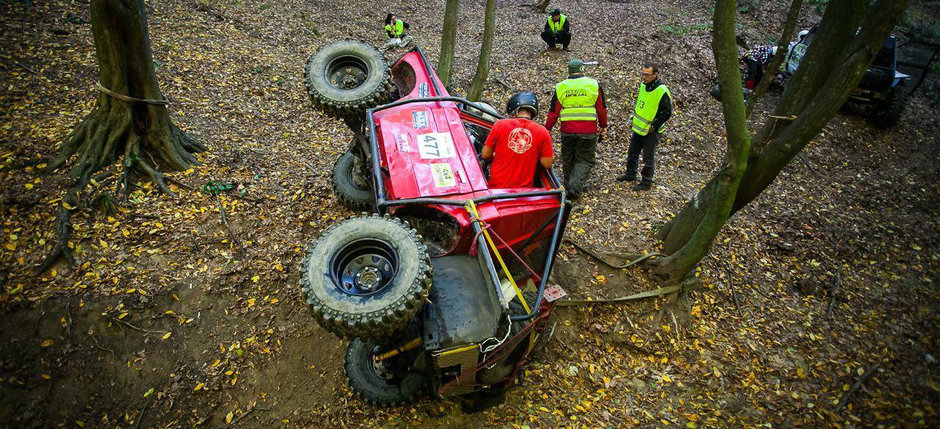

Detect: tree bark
658,0,908,268
653,0,751,282
467,0,495,102
39,0,204,272
438,0,460,87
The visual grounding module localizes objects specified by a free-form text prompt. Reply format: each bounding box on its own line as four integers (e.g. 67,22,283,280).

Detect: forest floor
1,0,939,428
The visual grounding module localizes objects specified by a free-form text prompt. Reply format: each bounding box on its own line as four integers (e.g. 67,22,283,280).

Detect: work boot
632,182,651,191
615,174,636,183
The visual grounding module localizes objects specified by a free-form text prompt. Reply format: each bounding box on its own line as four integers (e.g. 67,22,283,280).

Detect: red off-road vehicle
299,41,571,410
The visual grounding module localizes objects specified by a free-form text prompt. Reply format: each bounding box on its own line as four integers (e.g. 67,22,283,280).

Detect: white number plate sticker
417,132,457,160
430,163,456,188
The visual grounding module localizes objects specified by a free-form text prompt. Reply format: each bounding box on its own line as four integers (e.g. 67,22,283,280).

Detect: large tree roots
38,102,204,274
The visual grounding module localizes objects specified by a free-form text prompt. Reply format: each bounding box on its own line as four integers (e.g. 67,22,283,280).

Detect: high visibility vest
547,15,567,34
632,82,670,135
556,76,599,122
385,20,404,38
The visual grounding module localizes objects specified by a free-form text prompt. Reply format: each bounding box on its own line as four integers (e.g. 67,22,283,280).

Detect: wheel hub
326,57,369,91
331,238,399,296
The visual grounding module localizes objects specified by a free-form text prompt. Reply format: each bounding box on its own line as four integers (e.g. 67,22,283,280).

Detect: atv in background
783,26,916,128
299,40,570,411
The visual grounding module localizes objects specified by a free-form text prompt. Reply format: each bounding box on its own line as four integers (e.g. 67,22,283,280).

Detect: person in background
540,9,571,50
382,13,413,50
545,59,608,199
617,63,672,191
482,92,555,188
743,44,777,89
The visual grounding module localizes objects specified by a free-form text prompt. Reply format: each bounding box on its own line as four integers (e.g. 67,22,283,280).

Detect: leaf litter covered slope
0,0,938,427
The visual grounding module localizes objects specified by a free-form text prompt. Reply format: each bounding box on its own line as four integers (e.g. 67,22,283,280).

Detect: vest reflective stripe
547,15,567,34
556,77,598,122
385,20,404,38
632,83,670,135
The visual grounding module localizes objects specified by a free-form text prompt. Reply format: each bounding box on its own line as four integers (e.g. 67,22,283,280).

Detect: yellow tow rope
466,200,530,313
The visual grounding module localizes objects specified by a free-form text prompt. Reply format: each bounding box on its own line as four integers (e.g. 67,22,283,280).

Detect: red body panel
376,52,561,255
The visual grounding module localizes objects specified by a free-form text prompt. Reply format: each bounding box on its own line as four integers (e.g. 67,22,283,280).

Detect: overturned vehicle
299,41,571,409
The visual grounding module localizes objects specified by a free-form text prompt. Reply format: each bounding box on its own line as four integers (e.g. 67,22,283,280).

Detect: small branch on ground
214,194,247,259
835,362,881,412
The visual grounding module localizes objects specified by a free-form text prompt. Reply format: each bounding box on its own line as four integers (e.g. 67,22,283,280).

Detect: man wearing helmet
481,92,555,188
545,59,608,199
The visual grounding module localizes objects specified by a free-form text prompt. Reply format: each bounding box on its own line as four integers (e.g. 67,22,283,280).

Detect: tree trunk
39,0,204,272
467,0,495,102
745,0,803,118
658,0,907,271
653,0,751,282
534,0,551,13
438,0,460,87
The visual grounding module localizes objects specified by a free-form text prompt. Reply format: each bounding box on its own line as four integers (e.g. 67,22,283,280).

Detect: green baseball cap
568,59,584,74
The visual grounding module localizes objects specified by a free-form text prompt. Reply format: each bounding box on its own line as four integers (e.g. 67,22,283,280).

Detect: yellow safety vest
632,82,670,135
556,76,599,122
385,20,404,38
547,15,567,34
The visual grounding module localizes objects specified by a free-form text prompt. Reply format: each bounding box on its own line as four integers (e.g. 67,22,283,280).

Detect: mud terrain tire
344,338,427,407
332,149,374,211
304,41,393,119
300,215,432,340
872,85,905,129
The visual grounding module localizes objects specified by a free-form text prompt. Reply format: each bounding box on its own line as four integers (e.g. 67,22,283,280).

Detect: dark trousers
744,58,763,89
560,133,597,196
540,30,571,49
625,131,659,185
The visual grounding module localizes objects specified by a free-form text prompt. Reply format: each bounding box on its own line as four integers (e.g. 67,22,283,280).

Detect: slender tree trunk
438,0,460,87
653,0,751,282
39,0,204,272
467,0,495,101
745,0,803,118
658,0,907,268
534,0,551,13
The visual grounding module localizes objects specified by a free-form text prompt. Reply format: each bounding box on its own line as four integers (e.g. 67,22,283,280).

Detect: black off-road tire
344,338,428,407
304,41,393,119
300,215,432,340
872,85,905,129
332,149,374,211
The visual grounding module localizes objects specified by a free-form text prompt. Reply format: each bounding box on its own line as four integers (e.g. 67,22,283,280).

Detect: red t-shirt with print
483,118,554,188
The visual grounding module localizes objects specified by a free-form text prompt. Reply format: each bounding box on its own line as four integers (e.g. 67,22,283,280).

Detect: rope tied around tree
97,81,169,105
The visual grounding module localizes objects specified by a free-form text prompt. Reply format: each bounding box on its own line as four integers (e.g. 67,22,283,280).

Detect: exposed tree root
37,101,204,274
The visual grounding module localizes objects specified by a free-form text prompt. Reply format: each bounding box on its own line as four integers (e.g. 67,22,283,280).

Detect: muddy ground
1,0,938,427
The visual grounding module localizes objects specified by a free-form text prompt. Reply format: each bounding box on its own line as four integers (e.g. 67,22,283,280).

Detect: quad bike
299,40,571,410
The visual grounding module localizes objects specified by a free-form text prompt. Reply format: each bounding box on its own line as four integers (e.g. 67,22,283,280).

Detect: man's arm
539,156,555,169
544,93,561,131
596,85,608,129
544,21,551,33
481,145,494,160
538,126,555,168
562,18,570,33
651,92,673,132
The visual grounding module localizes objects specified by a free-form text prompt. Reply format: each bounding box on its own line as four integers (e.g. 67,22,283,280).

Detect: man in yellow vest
545,59,608,199
617,63,672,191
382,13,413,50
540,9,571,50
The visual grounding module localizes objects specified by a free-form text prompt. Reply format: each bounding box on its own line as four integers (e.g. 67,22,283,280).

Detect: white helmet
797,30,809,41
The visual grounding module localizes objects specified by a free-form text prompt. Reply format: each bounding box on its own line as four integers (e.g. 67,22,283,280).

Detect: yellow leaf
194,382,205,391
251,275,260,283
797,367,806,378
662,373,672,382
41,374,51,380
3,243,15,251
226,412,233,424
41,339,53,347
161,332,172,340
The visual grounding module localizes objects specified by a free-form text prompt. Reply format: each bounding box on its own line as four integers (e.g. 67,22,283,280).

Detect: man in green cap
545,59,608,199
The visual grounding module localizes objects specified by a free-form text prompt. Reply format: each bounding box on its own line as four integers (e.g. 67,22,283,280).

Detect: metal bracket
543,285,567,303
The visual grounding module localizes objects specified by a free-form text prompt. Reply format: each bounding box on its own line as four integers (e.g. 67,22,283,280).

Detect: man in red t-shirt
481,92,554,188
